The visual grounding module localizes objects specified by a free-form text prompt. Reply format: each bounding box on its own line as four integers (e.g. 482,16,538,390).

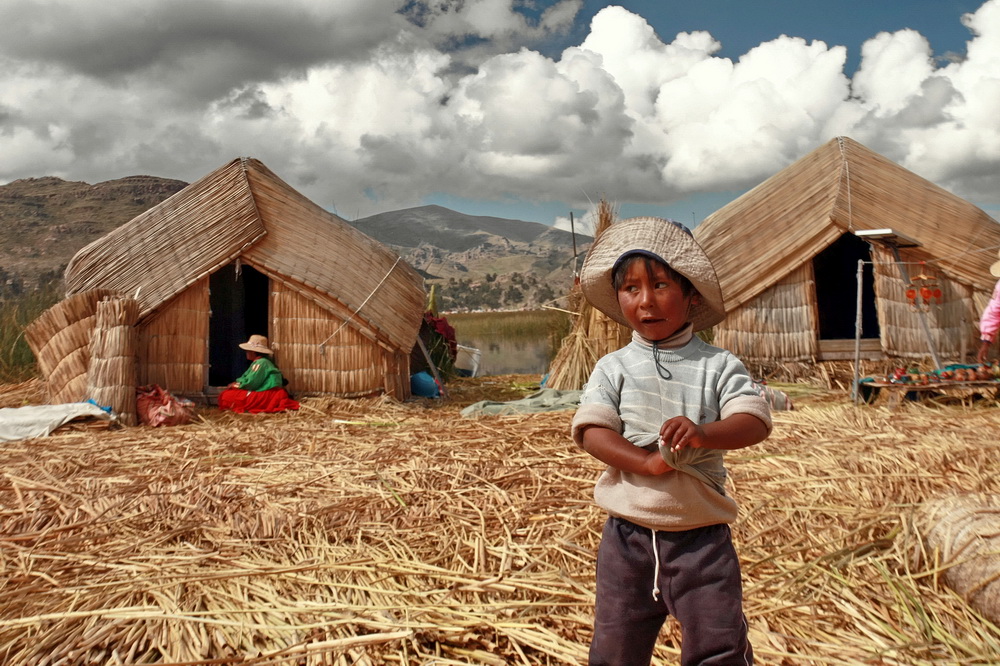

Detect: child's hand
659,416,705,452
643,450,673,475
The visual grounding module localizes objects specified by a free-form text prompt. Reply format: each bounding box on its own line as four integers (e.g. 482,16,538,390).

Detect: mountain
0,175,188,288
0,177,589,310
349,204,588,281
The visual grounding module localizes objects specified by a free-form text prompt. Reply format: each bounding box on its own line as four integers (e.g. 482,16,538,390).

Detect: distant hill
0,177,588,310
0,175,188,287
349,204,588,280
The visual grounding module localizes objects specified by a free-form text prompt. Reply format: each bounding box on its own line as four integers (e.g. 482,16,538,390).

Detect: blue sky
1,0,997,234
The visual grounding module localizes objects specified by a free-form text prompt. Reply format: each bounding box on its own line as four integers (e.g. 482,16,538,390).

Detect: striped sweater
572,328,772,531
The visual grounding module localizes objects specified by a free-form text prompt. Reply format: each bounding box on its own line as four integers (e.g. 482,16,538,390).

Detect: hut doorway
812,233,880,349
208,263,270,386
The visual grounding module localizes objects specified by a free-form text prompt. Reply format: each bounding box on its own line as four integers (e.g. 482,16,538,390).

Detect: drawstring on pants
651,528,661,600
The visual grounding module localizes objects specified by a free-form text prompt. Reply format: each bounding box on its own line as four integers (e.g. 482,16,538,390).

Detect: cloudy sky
2,0,998,235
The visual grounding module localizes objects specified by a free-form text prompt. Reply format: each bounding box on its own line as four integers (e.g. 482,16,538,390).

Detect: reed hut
27,158,426,402
694,136,1000,366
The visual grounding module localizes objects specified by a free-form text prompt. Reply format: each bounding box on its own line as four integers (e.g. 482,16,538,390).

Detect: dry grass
2,375,999,665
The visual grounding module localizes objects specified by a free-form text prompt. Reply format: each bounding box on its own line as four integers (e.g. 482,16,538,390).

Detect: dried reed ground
1,376,999,665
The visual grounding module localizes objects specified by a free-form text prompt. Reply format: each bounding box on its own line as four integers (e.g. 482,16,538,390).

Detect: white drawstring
651,529,661,600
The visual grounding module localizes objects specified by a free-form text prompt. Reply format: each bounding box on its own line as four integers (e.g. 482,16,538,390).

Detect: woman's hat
579,216,726,332
991,248,1000,278
238,334,273,355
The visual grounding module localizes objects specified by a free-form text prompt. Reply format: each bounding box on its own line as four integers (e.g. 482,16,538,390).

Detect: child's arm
580,425,672,476
660,413,768,453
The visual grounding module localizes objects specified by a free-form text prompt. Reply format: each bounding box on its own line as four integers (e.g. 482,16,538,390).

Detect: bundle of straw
86,297,139,426
545,199,630,390
914,494,1000,624
23,289,119,403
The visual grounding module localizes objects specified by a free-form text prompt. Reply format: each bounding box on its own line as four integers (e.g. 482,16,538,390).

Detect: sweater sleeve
980,280,1000,343
236,360,267,391
571,360,624,447
716,353,773,434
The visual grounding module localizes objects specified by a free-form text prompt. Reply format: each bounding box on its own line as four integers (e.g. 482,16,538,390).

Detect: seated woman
218,335,300,414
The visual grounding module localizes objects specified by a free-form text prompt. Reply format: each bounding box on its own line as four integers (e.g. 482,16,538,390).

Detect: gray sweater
572,328,772,531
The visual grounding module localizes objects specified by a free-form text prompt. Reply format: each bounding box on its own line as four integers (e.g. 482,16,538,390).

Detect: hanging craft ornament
908,263,940,311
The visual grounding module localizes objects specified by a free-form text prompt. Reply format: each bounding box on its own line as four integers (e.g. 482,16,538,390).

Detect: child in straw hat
219,335,299,414
571,217,771,665
975,250,1000,364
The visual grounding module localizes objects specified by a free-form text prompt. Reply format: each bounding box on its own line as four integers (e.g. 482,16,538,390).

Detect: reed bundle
86,297,140,426
1,378,999,664
24,289,119,403
545,199,630,391
915,494,1000,625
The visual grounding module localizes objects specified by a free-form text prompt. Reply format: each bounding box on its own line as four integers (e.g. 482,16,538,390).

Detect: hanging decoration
906,263,941,311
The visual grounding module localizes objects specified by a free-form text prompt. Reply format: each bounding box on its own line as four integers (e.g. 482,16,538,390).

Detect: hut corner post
853,259,864,404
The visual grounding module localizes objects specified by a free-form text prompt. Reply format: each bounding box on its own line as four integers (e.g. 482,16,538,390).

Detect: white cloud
852,30,936,116
1,0,998,221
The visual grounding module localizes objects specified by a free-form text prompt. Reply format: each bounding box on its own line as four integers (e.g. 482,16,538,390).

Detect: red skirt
218,387,300,414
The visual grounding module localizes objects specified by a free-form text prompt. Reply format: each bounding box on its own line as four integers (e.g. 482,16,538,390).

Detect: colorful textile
137,385,195,427
218,387,299,414
234,356,285,392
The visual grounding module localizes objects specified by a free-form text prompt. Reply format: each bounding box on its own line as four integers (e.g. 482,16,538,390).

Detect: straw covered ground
2,375,1000,665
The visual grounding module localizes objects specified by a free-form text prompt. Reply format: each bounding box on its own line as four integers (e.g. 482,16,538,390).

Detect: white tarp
0,402,114,442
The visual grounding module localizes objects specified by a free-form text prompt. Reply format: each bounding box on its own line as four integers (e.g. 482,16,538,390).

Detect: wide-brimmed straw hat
579,216,726,332
238,334,273,355
991,248,1000,278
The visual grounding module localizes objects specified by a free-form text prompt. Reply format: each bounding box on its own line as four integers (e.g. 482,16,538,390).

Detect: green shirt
235,356,284,392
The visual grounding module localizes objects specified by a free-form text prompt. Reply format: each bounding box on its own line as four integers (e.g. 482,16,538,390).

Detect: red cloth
136,385,195,427
218,387,300,414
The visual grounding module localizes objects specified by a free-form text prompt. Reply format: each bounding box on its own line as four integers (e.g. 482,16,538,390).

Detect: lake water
447,309,568,377
456,337,552,376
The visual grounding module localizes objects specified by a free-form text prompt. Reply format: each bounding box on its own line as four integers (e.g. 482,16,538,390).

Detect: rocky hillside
349,205,589,310
0,175,188,288
0,178,588,310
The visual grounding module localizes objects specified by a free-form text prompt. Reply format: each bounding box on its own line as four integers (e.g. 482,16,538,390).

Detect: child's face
616,259,700,341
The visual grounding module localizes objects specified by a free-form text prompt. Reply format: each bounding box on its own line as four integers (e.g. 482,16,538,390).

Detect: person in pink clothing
976,252,1000,364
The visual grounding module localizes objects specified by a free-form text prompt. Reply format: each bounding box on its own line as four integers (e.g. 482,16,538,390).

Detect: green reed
0,286,60,383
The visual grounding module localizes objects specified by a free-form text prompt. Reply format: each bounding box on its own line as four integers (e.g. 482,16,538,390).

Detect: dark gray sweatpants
589,516,752,666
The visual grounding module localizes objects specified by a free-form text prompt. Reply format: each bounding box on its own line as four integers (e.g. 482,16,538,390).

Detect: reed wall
271,281,410,399
872,246,978,362
137,278,210,392
715,263,819,362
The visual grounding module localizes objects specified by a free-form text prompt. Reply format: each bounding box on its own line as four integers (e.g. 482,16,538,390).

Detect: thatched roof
65,158,425,352
695,136,1000,312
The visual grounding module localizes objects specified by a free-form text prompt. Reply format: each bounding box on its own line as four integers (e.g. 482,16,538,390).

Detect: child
571,217,772,665
218,335,300,414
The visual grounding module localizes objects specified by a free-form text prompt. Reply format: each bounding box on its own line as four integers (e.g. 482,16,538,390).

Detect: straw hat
238,334,273,355
579,216,726,332
991,248,1000,278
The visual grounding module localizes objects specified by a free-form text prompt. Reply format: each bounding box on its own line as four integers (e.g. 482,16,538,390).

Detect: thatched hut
695,136,1000,366
27,158,426,403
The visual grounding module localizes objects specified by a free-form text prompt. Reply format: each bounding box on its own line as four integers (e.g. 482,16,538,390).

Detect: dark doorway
209,263,269,386
812,234,879,340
